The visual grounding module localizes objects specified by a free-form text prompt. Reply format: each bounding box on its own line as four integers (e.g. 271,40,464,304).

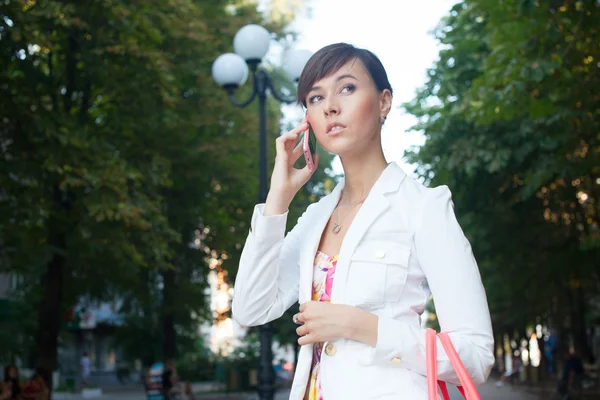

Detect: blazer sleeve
231,203,307,327
369,186,494,385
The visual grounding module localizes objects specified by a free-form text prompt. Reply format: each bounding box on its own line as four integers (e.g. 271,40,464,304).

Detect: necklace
331,194,367,234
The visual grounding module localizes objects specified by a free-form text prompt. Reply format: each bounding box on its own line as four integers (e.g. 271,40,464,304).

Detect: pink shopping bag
426,328,481,400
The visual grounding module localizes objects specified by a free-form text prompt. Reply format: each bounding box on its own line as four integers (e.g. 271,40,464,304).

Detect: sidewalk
52,380,546,399
461,379,600,400
53,391,292,400
447,380,539,399
51,378,600,399
53,388,291,400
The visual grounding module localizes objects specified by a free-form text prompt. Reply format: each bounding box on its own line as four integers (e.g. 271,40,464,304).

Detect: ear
379,89,393,120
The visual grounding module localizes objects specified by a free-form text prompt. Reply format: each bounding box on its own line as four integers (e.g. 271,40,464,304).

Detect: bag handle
426,328,481,400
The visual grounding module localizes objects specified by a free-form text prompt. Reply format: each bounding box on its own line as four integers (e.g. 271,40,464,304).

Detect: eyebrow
308,74,358,93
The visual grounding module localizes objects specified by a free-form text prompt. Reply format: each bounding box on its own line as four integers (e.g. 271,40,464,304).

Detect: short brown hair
296,43,393,107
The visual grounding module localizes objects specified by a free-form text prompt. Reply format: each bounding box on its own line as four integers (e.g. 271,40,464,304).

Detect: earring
379,116,386,124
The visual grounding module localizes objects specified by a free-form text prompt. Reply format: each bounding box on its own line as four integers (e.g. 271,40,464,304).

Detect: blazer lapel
297,181,344,304
332,163,407,303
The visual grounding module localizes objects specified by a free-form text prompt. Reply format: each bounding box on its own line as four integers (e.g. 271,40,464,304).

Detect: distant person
0,377,13,400
80,351,91,388
558,351,584,399
545,332,558,374
231,42,494,399
0,383,12,400
161,360,195,400
145,362,165,400
495,354,521,387
2,365,21,399
161,360,174,397
20,368,48,400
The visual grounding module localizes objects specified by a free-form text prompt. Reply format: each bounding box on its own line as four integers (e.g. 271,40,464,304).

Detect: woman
232,43,494,399
20,369,48,400
2,365,21,400
0,382,12,400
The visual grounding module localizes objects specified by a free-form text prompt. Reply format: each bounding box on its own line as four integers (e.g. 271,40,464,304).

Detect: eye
340,84,356,94
308,94,323,104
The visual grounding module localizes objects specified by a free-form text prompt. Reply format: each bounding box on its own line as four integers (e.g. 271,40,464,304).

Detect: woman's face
304,58,391,157
8,366,17,379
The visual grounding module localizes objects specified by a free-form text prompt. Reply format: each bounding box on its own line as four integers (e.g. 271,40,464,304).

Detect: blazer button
324,343,337,356
390,357,401,364
375,250,386,259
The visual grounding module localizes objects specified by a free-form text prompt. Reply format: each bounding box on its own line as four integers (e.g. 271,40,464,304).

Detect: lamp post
212,24,311,400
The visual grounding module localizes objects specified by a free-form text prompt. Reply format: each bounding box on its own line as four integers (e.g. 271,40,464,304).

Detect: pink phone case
303,123,316,172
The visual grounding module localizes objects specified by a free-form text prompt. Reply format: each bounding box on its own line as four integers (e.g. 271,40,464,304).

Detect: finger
275,132,298,154
292,313,304,325
275,127,307,159
298,333,317,346
284,124,307,140
288,121,309,136
296,325,308,337
299,302,308,313
290,141,305,164
295,163,315,183
297,311,308,323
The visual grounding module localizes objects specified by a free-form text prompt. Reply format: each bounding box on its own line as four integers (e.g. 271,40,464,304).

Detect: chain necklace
331,194,367,234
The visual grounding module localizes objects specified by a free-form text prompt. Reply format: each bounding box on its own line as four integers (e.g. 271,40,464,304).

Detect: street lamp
212,24,311,400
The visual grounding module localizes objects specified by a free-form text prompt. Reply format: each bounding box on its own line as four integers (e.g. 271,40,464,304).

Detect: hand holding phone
264,119,318,216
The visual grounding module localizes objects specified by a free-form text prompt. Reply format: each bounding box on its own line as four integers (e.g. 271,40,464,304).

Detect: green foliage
0,0,320,369
0,297,37,363
424,298,441,332
175,336,217,382
403,0,599,354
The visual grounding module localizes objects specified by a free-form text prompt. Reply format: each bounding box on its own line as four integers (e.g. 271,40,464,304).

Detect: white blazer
232,162,494,400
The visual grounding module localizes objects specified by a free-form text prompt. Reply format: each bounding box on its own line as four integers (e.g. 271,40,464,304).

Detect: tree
403,0,599,363
1,1,181,384
0,0,321,386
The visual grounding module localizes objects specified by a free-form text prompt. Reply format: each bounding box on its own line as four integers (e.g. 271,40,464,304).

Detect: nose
323,98,340,116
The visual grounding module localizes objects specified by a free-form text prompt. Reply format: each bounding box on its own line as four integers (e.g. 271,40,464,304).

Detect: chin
321,143,359,158
319,139,345,156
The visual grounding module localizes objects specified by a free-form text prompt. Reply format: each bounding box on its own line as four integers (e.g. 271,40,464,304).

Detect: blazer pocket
348,239,411,304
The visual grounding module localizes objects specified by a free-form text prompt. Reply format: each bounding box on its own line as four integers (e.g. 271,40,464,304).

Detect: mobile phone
303,122,317,172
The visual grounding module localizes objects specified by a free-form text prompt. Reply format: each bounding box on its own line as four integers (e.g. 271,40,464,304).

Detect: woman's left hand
293,301,378,346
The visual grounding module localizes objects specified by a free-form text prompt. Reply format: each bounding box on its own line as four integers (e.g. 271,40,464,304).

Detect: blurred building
60,301,124,376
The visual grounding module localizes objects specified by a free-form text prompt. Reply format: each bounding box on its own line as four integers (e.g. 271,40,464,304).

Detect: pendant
332,224,341,234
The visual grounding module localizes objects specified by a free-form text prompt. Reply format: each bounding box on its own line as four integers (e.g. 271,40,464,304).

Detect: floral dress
305,250,338,400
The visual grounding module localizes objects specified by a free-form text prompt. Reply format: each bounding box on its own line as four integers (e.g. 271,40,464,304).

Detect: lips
326,122,347,134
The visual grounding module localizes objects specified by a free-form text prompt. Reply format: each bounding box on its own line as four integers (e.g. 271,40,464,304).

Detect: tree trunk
34,253,64,392
537,332,547,381
33,182,73,399
576,285,591,361
34,230,66,396
498,332,506,373
162,268,176,362
557,289,572,378
32,24,81,395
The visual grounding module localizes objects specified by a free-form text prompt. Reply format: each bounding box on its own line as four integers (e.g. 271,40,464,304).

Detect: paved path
447,380,539,399
54,379,548,399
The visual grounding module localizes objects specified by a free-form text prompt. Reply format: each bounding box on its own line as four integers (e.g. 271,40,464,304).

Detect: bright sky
279,0,455,177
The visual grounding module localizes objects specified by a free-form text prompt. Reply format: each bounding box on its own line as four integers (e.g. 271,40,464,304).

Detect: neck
339,150,389,203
